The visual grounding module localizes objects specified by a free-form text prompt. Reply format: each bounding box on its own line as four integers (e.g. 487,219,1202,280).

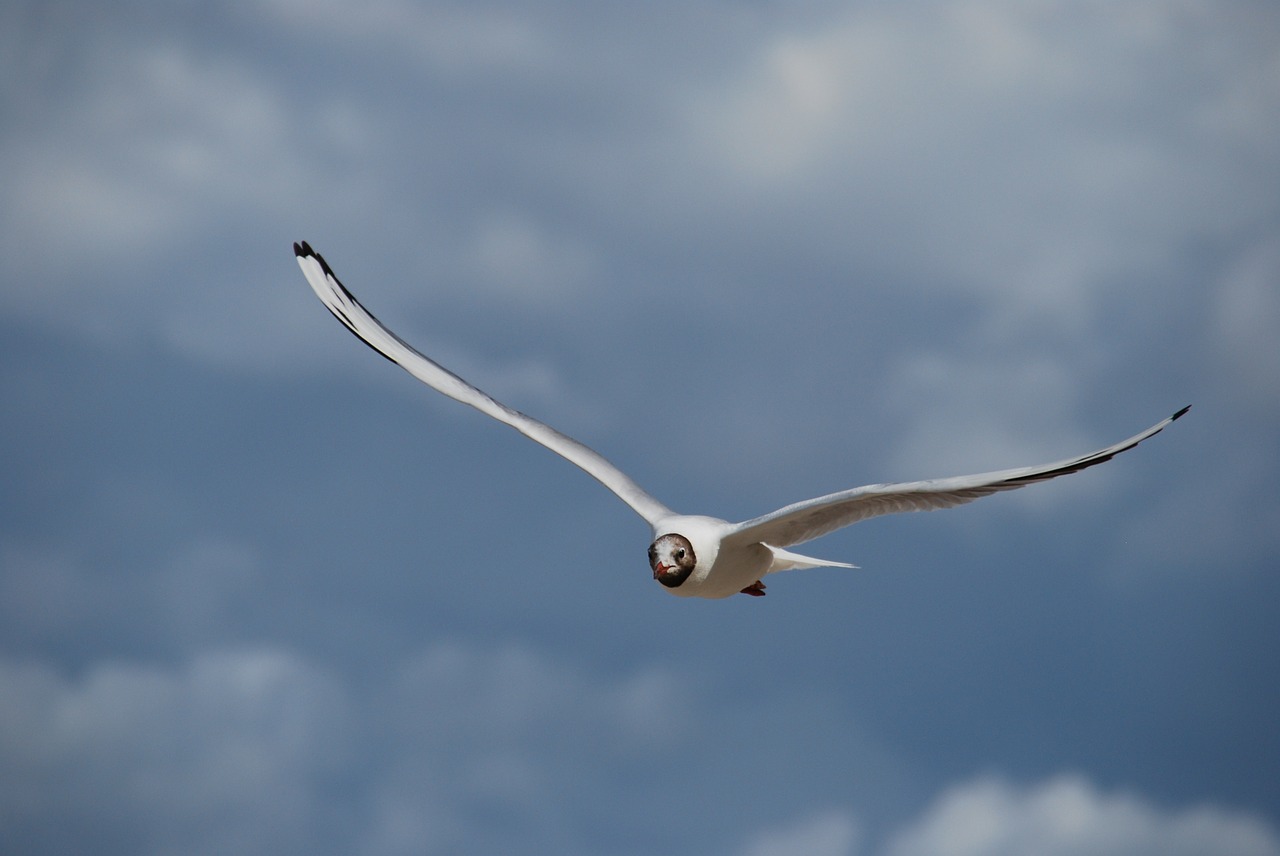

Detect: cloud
4,43,302,268
881,775,1280,856
0,638,905,854
258,0,553,74
690,0,1280,332
2,4,1276,852
0,642,701,853
655,0,1279,517
0,19,391,363
3,635,1277,855
356,643,698,852
739,809,861,856
0,649,350,854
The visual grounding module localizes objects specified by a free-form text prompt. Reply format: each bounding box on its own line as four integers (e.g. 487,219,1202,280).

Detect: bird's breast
679,541,773,599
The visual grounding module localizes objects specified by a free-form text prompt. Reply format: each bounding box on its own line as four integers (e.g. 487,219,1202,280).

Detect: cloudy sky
3,1,1279,853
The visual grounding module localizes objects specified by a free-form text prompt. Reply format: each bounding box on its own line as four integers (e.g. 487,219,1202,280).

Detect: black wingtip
293,240,338,279
1171,404,1192,421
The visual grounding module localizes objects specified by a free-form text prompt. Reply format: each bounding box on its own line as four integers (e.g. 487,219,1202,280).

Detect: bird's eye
675,548,686,559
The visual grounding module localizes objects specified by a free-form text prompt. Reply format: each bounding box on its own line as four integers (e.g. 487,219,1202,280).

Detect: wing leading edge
726,406,1190,550
294,242,674,527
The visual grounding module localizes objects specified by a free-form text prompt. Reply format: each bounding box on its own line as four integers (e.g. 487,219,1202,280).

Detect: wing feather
725,407,1190,549
294,241,673,527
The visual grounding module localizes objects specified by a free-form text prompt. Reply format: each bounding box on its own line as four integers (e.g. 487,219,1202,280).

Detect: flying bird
294,241,1188,599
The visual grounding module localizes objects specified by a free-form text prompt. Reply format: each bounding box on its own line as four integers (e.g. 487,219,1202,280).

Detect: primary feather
725,406,1189,550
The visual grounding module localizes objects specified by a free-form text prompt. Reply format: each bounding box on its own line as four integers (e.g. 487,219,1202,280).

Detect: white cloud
731,774,1280,856
2,3,1276,852
0,30,382,354
4,44,298,272
690,0,1280,335
4,641,1277,855
662,0,1275,526
0,642,703,853
258,0,552,74
881,775,1280,856
740,809,862,856
0,650,350,854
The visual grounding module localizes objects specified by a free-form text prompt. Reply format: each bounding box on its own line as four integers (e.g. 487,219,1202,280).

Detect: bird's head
648,533,696,589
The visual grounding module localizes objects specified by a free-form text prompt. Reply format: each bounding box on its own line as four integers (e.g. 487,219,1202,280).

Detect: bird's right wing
724,407,1189,550
295,241,674,528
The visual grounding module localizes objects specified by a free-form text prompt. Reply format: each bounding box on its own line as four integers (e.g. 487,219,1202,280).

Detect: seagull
294,241,1189,599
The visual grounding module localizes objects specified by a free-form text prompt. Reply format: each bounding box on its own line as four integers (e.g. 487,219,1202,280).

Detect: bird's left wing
294,241,674,527
724,407,1189,550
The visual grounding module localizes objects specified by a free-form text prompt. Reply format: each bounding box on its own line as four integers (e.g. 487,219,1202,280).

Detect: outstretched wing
295,241,673,527
725,407,1189,550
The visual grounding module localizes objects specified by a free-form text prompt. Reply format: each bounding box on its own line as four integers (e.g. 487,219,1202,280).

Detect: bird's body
294,241,1188,599
648,516,859,599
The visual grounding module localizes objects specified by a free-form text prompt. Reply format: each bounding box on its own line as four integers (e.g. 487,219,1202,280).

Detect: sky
2,0,1278,853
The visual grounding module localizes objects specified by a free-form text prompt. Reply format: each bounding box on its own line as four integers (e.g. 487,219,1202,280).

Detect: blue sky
2,1,1278,853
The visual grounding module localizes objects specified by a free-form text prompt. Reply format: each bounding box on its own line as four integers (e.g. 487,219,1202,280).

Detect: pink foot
739,580,767,597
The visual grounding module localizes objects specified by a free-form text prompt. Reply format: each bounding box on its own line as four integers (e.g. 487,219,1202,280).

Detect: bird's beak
653,562,692,588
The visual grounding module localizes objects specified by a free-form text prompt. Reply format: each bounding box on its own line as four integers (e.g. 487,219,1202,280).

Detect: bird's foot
739,580,767,597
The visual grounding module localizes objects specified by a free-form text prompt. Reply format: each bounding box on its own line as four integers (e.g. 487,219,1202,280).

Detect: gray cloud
882,775,1280,856
2,1,1276,853
5,642,1276,855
